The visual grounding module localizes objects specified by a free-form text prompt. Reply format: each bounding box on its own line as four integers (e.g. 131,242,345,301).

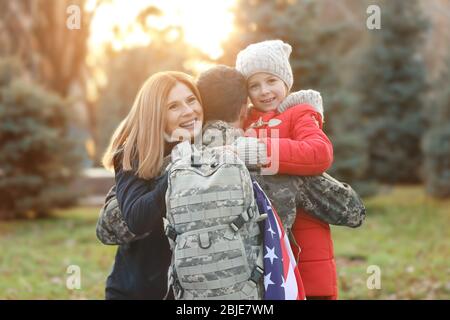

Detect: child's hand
211,145,237,154
232,137,269,168
278,89,324,120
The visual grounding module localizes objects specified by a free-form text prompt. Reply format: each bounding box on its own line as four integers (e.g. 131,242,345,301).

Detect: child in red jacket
235,40,338,299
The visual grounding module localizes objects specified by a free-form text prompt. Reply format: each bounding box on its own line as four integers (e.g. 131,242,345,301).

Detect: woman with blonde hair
102,71,203,299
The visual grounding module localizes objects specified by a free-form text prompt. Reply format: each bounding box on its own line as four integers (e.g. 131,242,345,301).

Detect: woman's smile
179,118,199,129
165,82,204,141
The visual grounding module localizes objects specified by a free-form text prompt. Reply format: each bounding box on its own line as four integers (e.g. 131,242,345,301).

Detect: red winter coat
244,104,338,299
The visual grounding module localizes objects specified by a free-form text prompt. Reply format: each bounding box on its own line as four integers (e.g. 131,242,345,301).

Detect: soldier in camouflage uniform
202,120,365,232
96,66,365,301
97,120,364,246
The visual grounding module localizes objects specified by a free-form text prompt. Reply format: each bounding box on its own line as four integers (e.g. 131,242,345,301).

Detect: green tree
0,0,100,167
221,0,335,91
0,58,83,219
222,0,375,195
0,0,94,96
358,0,429,183
422,51,450,198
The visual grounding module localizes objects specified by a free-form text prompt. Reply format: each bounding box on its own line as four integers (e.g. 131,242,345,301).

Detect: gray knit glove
232,137,269,169
278,89,324,121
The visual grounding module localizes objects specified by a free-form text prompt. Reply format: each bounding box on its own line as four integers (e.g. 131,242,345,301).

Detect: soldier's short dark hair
197,65,248,123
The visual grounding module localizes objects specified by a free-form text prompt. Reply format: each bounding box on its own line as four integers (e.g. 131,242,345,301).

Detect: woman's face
247,72,288,112
164,82,203,142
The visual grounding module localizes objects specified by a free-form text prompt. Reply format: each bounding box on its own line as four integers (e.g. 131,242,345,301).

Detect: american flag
252,180,306,300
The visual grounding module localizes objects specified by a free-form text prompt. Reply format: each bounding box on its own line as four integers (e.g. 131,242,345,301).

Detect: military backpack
164,141,265,300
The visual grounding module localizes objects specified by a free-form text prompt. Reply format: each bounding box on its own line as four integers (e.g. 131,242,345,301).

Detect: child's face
247,73,288,112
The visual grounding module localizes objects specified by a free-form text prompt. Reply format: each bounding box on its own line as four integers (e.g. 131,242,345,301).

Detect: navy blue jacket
105,154,171,300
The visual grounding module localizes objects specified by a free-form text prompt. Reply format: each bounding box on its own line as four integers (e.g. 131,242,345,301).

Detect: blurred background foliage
0,57,83,219
0,0,448,219
0,0,449,300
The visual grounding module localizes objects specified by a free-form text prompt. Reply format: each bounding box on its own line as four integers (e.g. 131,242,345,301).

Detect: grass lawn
332,186,450,299
0,207,116,299
0,186,448,299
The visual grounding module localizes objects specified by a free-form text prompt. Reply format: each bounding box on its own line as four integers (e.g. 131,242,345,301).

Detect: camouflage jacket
96,121,365,245
201,121,365,231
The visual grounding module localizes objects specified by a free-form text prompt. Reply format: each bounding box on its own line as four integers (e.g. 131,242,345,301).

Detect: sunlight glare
89,0,236,60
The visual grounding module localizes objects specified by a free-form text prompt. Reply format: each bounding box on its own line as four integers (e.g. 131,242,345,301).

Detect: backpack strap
251,249,265,284
163,217,179,251
168,266,186,300
229,208,250,232
242,248,264,297
229,204,265,232
165,223,178,242
190,144,202,167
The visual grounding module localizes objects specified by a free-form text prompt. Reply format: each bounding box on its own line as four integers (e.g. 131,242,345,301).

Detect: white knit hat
236,40,293,91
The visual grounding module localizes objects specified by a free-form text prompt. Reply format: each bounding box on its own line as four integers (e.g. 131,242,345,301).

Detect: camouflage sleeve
96,185,150,245
252,173,366,229
295,173,366,228
251,174,298,231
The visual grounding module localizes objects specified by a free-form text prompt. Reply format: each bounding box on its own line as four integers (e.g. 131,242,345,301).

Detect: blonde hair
102,71,202,179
